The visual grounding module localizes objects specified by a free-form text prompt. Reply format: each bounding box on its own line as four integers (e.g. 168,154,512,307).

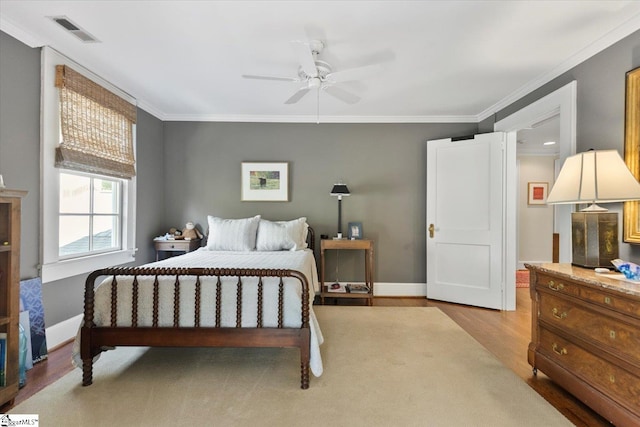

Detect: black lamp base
571,212,618,268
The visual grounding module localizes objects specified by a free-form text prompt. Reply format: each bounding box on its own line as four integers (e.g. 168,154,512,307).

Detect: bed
75,216,323,389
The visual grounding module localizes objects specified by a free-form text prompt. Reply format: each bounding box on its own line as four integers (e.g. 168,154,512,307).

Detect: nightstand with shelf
320,239,374,305
154,239,201,261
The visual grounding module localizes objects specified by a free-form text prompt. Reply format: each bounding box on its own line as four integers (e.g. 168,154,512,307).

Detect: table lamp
546,149,640,268
330,183,350,239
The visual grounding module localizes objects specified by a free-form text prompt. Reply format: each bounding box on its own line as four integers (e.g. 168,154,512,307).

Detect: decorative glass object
611,259,640,282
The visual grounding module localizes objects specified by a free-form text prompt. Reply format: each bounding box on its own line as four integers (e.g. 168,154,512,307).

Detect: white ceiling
1,1,640,123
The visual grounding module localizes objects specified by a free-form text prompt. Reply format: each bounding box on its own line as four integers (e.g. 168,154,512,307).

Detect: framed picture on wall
348,222,363,239
241,162,289,201
624,67,640,244
528,182,548,205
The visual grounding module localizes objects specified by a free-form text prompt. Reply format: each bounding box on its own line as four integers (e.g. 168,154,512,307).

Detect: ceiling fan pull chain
316,88,320,124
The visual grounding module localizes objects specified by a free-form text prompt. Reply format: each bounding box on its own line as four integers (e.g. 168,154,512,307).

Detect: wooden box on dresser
0,189,27,407
526,263,640,427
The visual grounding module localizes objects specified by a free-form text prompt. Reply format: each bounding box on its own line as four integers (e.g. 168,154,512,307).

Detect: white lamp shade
546,150,640,204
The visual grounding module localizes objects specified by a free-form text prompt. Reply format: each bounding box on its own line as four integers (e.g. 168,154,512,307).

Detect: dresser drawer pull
604,296,612,305
609,374,616,384
552,343,567,356
548,280,564,291
609,330,616,339
552,308,567,320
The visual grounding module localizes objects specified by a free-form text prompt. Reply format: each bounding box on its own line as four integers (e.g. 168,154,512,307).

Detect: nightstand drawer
539,292,640,360
155,241,193,251
154,239,201,260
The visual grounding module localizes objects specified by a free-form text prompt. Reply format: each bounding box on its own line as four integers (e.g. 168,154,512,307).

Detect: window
41,47,137,283
59,172,121,258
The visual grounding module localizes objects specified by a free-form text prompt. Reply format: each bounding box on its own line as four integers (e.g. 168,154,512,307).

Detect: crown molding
478,12,640,122
4,10,639,125
159,113,479,123
0,16,45,47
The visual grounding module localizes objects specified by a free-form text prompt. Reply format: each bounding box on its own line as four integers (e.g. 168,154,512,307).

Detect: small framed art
348,222,363,239
527,182,548,205
241,162,289,202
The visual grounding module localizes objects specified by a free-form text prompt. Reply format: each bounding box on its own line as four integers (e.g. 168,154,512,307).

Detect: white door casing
426,132,514,310
494,81,577,264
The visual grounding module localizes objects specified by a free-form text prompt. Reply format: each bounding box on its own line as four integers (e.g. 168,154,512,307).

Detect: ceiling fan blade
291,40,318,78
284,86,312,104
323,85,360,104
325,63,383,84
242,74,298,82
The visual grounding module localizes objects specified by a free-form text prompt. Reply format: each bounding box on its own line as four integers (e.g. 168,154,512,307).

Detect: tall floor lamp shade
546,150,640,267
330,183,350,239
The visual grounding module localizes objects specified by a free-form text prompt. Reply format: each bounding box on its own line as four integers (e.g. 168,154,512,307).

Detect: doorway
494,81,577,268
516,115,560,268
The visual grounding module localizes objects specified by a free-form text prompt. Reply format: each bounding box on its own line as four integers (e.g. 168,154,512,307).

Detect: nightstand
320,239,374,305
154,239,201,261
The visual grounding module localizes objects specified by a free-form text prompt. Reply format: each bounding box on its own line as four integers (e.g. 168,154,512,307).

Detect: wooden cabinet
154,238,201,261
526,263,640,426
320,239,374,305
0,189,27,407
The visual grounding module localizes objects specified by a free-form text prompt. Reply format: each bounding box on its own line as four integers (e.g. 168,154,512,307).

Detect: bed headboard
307,226,315,258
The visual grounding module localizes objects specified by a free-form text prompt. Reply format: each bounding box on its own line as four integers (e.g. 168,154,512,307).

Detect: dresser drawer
536,272,581,297
539,327,640,411
536,272,640,317
539,292,640,360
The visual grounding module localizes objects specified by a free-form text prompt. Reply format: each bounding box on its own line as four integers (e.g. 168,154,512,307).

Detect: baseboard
374,282,427,297
45,313,82,350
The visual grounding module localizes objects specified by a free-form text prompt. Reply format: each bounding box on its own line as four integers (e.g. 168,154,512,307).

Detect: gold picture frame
624,67,640,244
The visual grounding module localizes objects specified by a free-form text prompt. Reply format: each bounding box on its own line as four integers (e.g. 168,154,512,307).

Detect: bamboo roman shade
55,65,137,179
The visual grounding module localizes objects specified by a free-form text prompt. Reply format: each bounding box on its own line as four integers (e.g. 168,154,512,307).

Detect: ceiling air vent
50,16,100,43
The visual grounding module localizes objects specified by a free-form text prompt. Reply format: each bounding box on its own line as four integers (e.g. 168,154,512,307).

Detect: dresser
526,263,640,426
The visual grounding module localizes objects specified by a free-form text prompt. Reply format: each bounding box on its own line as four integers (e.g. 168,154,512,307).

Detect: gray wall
2,27,640,327
0,31,166,326
480,29,640,262
163,122,476,283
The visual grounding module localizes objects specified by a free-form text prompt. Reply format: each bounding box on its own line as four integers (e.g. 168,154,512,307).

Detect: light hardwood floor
1,289,610,426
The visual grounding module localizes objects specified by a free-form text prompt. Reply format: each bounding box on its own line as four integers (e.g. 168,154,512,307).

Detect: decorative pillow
256,220,296,251
206,215,261,251
276,217,308,251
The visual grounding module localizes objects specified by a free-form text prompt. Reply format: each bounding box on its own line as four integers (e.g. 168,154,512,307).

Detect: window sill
41,249,136,283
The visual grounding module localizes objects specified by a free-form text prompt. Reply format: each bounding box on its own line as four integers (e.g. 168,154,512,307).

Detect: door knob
429,224,435,238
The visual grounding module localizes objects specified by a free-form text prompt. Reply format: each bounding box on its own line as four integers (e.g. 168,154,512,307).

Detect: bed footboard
81,267,311,389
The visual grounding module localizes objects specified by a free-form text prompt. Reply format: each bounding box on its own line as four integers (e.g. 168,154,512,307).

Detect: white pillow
276,217,308,251
206,215,261,251
256,220,296,251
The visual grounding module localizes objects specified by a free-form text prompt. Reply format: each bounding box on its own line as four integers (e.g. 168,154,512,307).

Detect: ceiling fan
242,39,385,107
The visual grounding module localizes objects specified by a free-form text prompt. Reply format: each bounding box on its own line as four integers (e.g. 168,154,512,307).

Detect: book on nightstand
346,284,370,293
326,283,347,293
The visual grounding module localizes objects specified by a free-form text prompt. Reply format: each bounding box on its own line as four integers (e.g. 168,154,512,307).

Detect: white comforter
73,248,324,377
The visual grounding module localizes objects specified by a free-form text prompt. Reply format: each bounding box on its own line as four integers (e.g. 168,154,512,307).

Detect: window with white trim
41,47,137,283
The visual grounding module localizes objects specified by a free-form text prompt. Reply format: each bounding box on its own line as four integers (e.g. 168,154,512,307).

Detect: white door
426,132,513,310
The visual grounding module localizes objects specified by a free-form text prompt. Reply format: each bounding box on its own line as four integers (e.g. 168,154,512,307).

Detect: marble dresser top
525,263,640,298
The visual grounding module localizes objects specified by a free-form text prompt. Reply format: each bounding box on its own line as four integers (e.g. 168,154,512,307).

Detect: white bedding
73,248,324,377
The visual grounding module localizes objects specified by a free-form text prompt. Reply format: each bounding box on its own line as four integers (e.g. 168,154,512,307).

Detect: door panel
426,133,505,310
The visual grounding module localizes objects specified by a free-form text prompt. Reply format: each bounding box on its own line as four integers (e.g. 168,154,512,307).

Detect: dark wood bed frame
81,228,316,389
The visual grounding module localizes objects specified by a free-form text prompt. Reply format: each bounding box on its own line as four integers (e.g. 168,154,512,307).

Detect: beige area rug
10,307,571,426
